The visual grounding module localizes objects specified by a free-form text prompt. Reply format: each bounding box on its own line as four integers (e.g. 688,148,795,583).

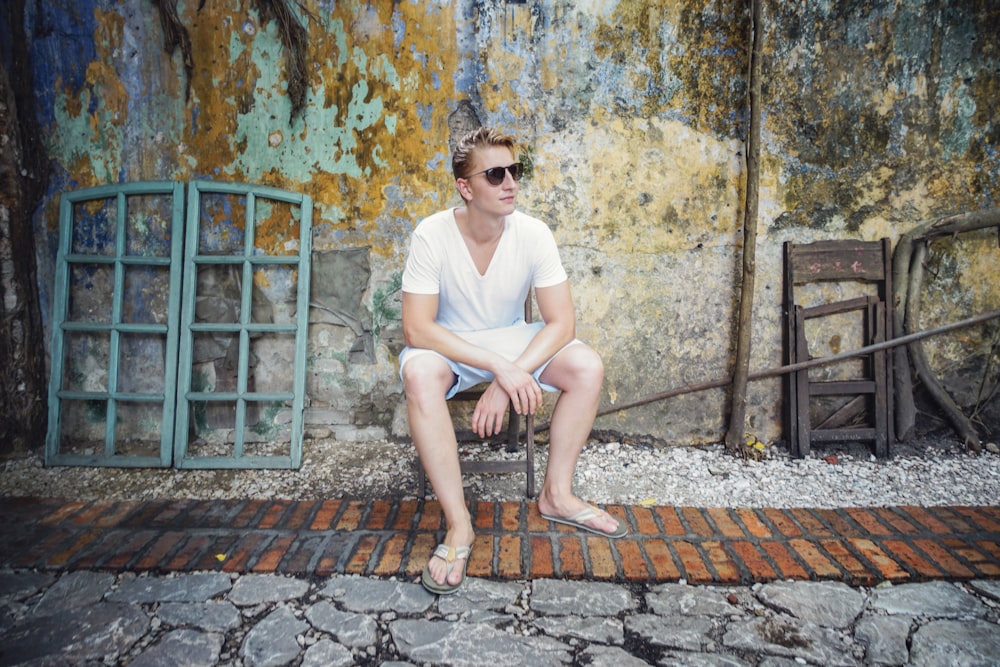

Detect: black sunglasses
467,163,523,185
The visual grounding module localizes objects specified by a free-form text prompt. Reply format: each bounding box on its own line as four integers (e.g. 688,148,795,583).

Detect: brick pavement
1,497,998,585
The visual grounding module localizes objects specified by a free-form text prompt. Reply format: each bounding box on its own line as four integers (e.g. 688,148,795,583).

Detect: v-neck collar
451,208,507,278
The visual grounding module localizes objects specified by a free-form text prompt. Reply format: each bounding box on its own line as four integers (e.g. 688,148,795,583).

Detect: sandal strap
432,544,471,563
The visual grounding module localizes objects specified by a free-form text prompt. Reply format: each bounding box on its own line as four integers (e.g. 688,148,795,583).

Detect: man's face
459,145,519,216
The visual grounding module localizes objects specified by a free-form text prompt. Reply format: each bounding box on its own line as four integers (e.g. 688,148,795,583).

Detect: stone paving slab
2,570,999,666
1,497,998,584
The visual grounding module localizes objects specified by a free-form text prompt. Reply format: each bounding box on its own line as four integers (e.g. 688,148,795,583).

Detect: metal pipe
534,308,1000,431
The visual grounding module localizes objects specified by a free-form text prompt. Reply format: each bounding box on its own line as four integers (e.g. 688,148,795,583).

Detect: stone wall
6,0,999,445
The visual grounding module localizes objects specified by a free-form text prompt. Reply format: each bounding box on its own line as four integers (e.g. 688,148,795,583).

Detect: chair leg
417,459,426,498
506,406,520,453
525,413,535,498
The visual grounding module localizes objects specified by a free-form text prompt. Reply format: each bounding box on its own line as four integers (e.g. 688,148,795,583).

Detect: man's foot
421,544,472,595
540,503,627,538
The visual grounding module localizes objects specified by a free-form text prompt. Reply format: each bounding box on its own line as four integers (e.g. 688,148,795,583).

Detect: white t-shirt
402,208,568,333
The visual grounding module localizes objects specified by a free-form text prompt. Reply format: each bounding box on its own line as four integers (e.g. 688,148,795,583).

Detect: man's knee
543,343,603,388
402,354,455,398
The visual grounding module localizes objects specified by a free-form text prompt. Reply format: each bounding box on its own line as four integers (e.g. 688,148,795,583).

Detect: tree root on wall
892,208,1000,450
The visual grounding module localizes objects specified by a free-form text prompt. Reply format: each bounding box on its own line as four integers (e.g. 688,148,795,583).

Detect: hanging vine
153,0,312,119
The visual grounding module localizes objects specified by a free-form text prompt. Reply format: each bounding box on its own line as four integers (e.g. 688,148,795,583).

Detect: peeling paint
13,0,1000,444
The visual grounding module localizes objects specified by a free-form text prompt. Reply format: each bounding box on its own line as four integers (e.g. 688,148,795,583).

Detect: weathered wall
7,0,999,446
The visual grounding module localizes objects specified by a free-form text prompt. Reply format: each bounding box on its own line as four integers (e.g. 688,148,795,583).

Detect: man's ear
456,178,472,201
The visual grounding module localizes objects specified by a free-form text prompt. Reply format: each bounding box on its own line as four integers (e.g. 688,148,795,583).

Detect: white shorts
398,321,581,399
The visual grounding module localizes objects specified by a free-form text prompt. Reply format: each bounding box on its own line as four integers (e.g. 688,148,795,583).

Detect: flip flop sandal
421,544,472,595
540,504,628,539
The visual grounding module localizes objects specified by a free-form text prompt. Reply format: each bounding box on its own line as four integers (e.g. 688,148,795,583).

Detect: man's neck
457,206,506,244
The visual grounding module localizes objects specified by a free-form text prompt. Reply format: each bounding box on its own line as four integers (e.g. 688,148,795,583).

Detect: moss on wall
15,0,1000,444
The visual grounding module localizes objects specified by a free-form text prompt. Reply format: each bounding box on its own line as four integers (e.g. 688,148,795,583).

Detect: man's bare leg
535,344,620,534
403,354,475,587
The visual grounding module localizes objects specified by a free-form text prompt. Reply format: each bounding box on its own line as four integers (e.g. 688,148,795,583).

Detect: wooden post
725,0,763,451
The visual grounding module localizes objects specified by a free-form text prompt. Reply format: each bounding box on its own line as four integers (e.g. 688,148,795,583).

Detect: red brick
335,501,366,531
586,536,617,579
818,539,879,585
977,539,1000,560
762,509,803,537
14,528,72,567
897,506,953,534
221,533,272,573
953,507,1000,533
498,535,523,578
133,531,182,571
871,507,921,535
614,539,649,582
557,536,586,578
309,500,343,530
881,539,944,579
526,503,549,532
416,502,443,531
733,509,772,538
283,501,319,530
728,541,778,582
363,501,393,530
654,507,686,536
845,508,894,536
848,538,911,581
252,534,296,573
787,539,841,579
230,500,266,529
391,500,419,530
467,534,494,578
976,506,1000,525
642,539,681,581
258,501,292,529
70,502,114,526
969,541,1000,576
92,501,141,528
681,508,714,537
528,536,555,579
911,539,975,578
143,499,195,527
346,535,380,574
674,540,713,583
373,533,410,576
499,502,521,532
705,508,745,538
789,509,834,537
632,507,661,536
812,508,863,537
165,535,212,571
474,501,495,530
40,502,87,526
48,529,104,567
193,534,242,571
760,541,809,580
702,540,740,584
924,507,975,533
314,534,353,576
74,529,133,570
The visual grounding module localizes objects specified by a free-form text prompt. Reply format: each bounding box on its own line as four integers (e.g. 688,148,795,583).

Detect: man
400,127,626,595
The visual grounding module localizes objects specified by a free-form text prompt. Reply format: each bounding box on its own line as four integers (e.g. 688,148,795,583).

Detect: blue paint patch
416,103,434,131
392,10,406,51
26,0,101,127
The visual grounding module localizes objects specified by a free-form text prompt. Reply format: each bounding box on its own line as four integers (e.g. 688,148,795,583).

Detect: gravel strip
2,435,998,508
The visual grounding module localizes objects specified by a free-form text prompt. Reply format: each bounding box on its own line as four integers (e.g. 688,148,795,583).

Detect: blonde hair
452,127,516,179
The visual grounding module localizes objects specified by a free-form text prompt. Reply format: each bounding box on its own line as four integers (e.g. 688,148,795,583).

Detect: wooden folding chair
416,292,536,497
783,239,894,458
